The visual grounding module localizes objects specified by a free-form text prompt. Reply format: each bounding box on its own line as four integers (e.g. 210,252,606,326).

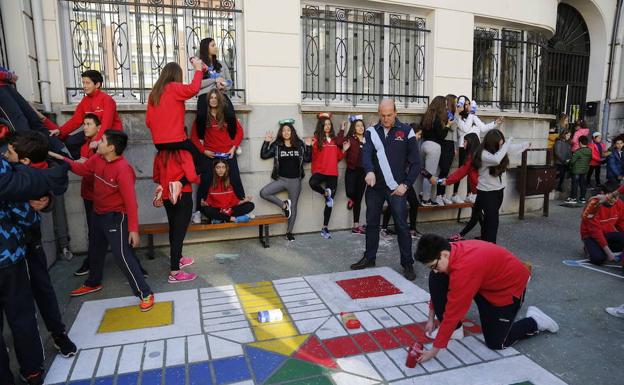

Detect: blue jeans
583,232,624,265
570,173,587,200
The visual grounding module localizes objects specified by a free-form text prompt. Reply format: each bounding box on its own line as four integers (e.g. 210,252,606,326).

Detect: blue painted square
94,377,114,385
116,373,139,385
246,346,287,383
213,356,250,385
68,381,91,385
141,369,162,385
189,362,212,385
165,366,186,385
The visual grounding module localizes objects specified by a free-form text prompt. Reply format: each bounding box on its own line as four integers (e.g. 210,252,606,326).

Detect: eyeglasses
428,259,440,271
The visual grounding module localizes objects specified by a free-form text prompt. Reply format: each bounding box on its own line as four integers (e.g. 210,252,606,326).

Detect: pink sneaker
179,256,195,269
351,226,365,235
168,270,197,283
169,181,182,205
448,233,464,242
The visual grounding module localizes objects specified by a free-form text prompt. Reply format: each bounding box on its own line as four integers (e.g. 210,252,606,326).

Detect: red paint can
340,312,361,329
405,342,423,368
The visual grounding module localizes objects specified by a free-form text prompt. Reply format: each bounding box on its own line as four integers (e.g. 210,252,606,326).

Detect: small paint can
258,309,283,323
340,312,361,329
405,342,423,368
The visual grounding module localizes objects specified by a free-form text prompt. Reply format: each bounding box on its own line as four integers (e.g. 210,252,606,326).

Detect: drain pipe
602,0,623,138
31,0,51,112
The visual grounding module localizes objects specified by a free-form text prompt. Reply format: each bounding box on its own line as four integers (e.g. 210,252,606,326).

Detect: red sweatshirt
433,240,530,349
588,141,606,167
311,137,345,176
78,137,97,201
59,89,122,140
444,154,478,194
153,150,200,200
335,131,364,170
66,154,139,232
580,196,624,247
190,118,243,153
145,70,203,145
205,180,240,209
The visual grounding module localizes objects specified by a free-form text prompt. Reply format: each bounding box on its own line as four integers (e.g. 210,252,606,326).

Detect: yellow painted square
253,322,299,340
98,301,173,333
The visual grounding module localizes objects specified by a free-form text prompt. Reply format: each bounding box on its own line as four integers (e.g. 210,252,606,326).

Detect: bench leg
264,225,270,248
259,225,267,248
147,234,155,260
456,208,462,223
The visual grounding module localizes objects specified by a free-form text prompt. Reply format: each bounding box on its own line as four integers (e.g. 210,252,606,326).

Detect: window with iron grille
472,27,546,113
301,4,429,108
0,8,8,69
58,0,244,104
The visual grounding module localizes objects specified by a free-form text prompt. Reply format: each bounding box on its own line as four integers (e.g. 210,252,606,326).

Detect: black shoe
403,264,416,281
350,256,375,270
283,199,292,219
286,232,295,242
74,264,89,277
52,332,77,358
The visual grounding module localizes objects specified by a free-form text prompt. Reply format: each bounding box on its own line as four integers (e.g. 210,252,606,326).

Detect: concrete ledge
57,102,253,113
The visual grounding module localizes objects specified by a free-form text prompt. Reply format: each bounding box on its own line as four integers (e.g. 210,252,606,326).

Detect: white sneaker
435,195,445,206
465,193,477,203
526,306,559,333
426,325,464,340
451,195,464,204
442,196,453,205
191,211,202,224
605,304,624,318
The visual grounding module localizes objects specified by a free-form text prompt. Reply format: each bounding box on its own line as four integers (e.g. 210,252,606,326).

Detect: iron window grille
301,5,429,108
58,0,244,104
473,27,546,114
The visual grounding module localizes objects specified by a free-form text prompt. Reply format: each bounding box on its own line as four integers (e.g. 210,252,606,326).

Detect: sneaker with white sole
465,193,477,203
324,188,334,208
605,304,624,318
179,256,195,269
451,195,464,204
168,270,197,283
426,325,464,340
526,306,559,333
169,181,182,205
191,211,202,224
283,199,292,219
435,195,445,206
442,196,453,205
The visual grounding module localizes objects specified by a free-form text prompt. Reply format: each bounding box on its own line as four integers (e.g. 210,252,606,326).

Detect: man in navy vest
350,99,420,280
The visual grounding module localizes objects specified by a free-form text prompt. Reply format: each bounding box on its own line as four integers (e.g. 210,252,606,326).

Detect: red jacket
335,131,364,170
58,89,122,140
66,154,139,232
190,118,243,153
311,137,345,176
205,180,240,210
580,196,624,247
145,70,203,145
444,154,478,194
78,137,97,201
153,150,200,200
433,240,530,349
588,141,606,167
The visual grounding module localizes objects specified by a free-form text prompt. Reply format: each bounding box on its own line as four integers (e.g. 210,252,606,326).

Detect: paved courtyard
5,204,623,385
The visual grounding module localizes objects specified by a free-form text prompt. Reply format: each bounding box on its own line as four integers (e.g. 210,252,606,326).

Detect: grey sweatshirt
476,138,531,191
197,59,232,96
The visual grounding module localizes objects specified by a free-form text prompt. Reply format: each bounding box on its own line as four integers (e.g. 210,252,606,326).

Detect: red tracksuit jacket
580,196,624,247
335,131,364,170
66,154,140,232
206,180,240,210
311,137,345,176
58,89,123,140
145,70,204,145
78,137,97,201
433,240,530,349
153,150,200,200
444,154,478,194
589,141,606,167
190,118,244,153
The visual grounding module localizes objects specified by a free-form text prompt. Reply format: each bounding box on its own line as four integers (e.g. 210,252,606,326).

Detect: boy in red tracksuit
581,181,624,266
414,235,559,363
50,130,154,311
199,159,254,223
309,113,345,239
153,149,200,283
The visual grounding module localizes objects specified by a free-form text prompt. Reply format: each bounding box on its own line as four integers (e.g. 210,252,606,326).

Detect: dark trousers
196,156,245,210
382,187,419,230
429,271,538,349
586,165,601,186
437,140,455,196
460,197,483,237
309,173,338,227
583,232,624,265
155,139,210,177
570,173,587,200
195,93,237,141
555,164,567,191
453,148,469,195
200,202,254,222
25,230,66,335
476,188,504,243
345,167,367,224
364,185,413,266
78,199,94,271
0,260,45,384
164,192,193,271
85,212,152,298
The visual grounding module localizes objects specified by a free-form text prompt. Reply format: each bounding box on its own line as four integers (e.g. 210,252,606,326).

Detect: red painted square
370,329,401,349
335,275,403,299
404,323,432,344
294,335,337,368
323,336,361,358
352,333,381,353
462,318,482,335
389,327,417,347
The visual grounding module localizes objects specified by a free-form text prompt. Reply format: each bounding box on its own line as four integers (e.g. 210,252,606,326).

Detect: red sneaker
70,284,103,297
140,294,155,312
347,199,354,210
448,233,464,242
179,256,195,269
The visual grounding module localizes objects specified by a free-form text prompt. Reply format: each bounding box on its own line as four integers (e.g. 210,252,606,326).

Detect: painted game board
44,267,567,385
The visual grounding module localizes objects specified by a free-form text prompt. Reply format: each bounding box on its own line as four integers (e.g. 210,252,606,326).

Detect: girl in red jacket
200,160,254,223
153,149,200,283
336,115,366,234
191,89,245,221
309,113,345,239
587,131,607,187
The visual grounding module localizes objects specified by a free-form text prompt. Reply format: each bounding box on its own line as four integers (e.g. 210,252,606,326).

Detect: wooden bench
418,202,474,222
139,214,288,259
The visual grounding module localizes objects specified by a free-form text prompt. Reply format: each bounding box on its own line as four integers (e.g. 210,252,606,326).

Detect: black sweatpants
85,212,152,299
437,140,455,197
0,260,44,384
460,197,483,237
429,271,538,349
200,202,255,222
196,156,245,210
345,167,366,224
477,188,504,243
586,165,602,186
309,173,338,227
583,231,624,265
25,229,66,335
453,147,469,195
155,139,209,177
78,199,94,272
382,187,419,230
164,192,193,271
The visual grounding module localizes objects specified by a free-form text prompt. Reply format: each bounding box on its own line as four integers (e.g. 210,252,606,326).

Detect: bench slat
139,214,287,235
417,202,473,212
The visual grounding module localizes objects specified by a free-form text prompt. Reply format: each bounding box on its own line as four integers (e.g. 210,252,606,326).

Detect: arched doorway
541,3,590,119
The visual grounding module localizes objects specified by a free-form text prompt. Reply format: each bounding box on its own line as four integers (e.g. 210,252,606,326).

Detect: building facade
1,0,620,253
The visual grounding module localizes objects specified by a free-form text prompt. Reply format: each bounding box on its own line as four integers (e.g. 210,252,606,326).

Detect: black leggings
382,187,419,230
200,202,254,222
345,167,366,224
196,157,245,210
453,147,469,194
309,173,337,227
460,197,483,237
196,93,237,141
477,188,504,243
164,192,193,271
155,139,209,177
437,140,455,196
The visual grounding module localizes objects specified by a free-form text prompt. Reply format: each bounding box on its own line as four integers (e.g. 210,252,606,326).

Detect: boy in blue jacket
607,135,624,182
